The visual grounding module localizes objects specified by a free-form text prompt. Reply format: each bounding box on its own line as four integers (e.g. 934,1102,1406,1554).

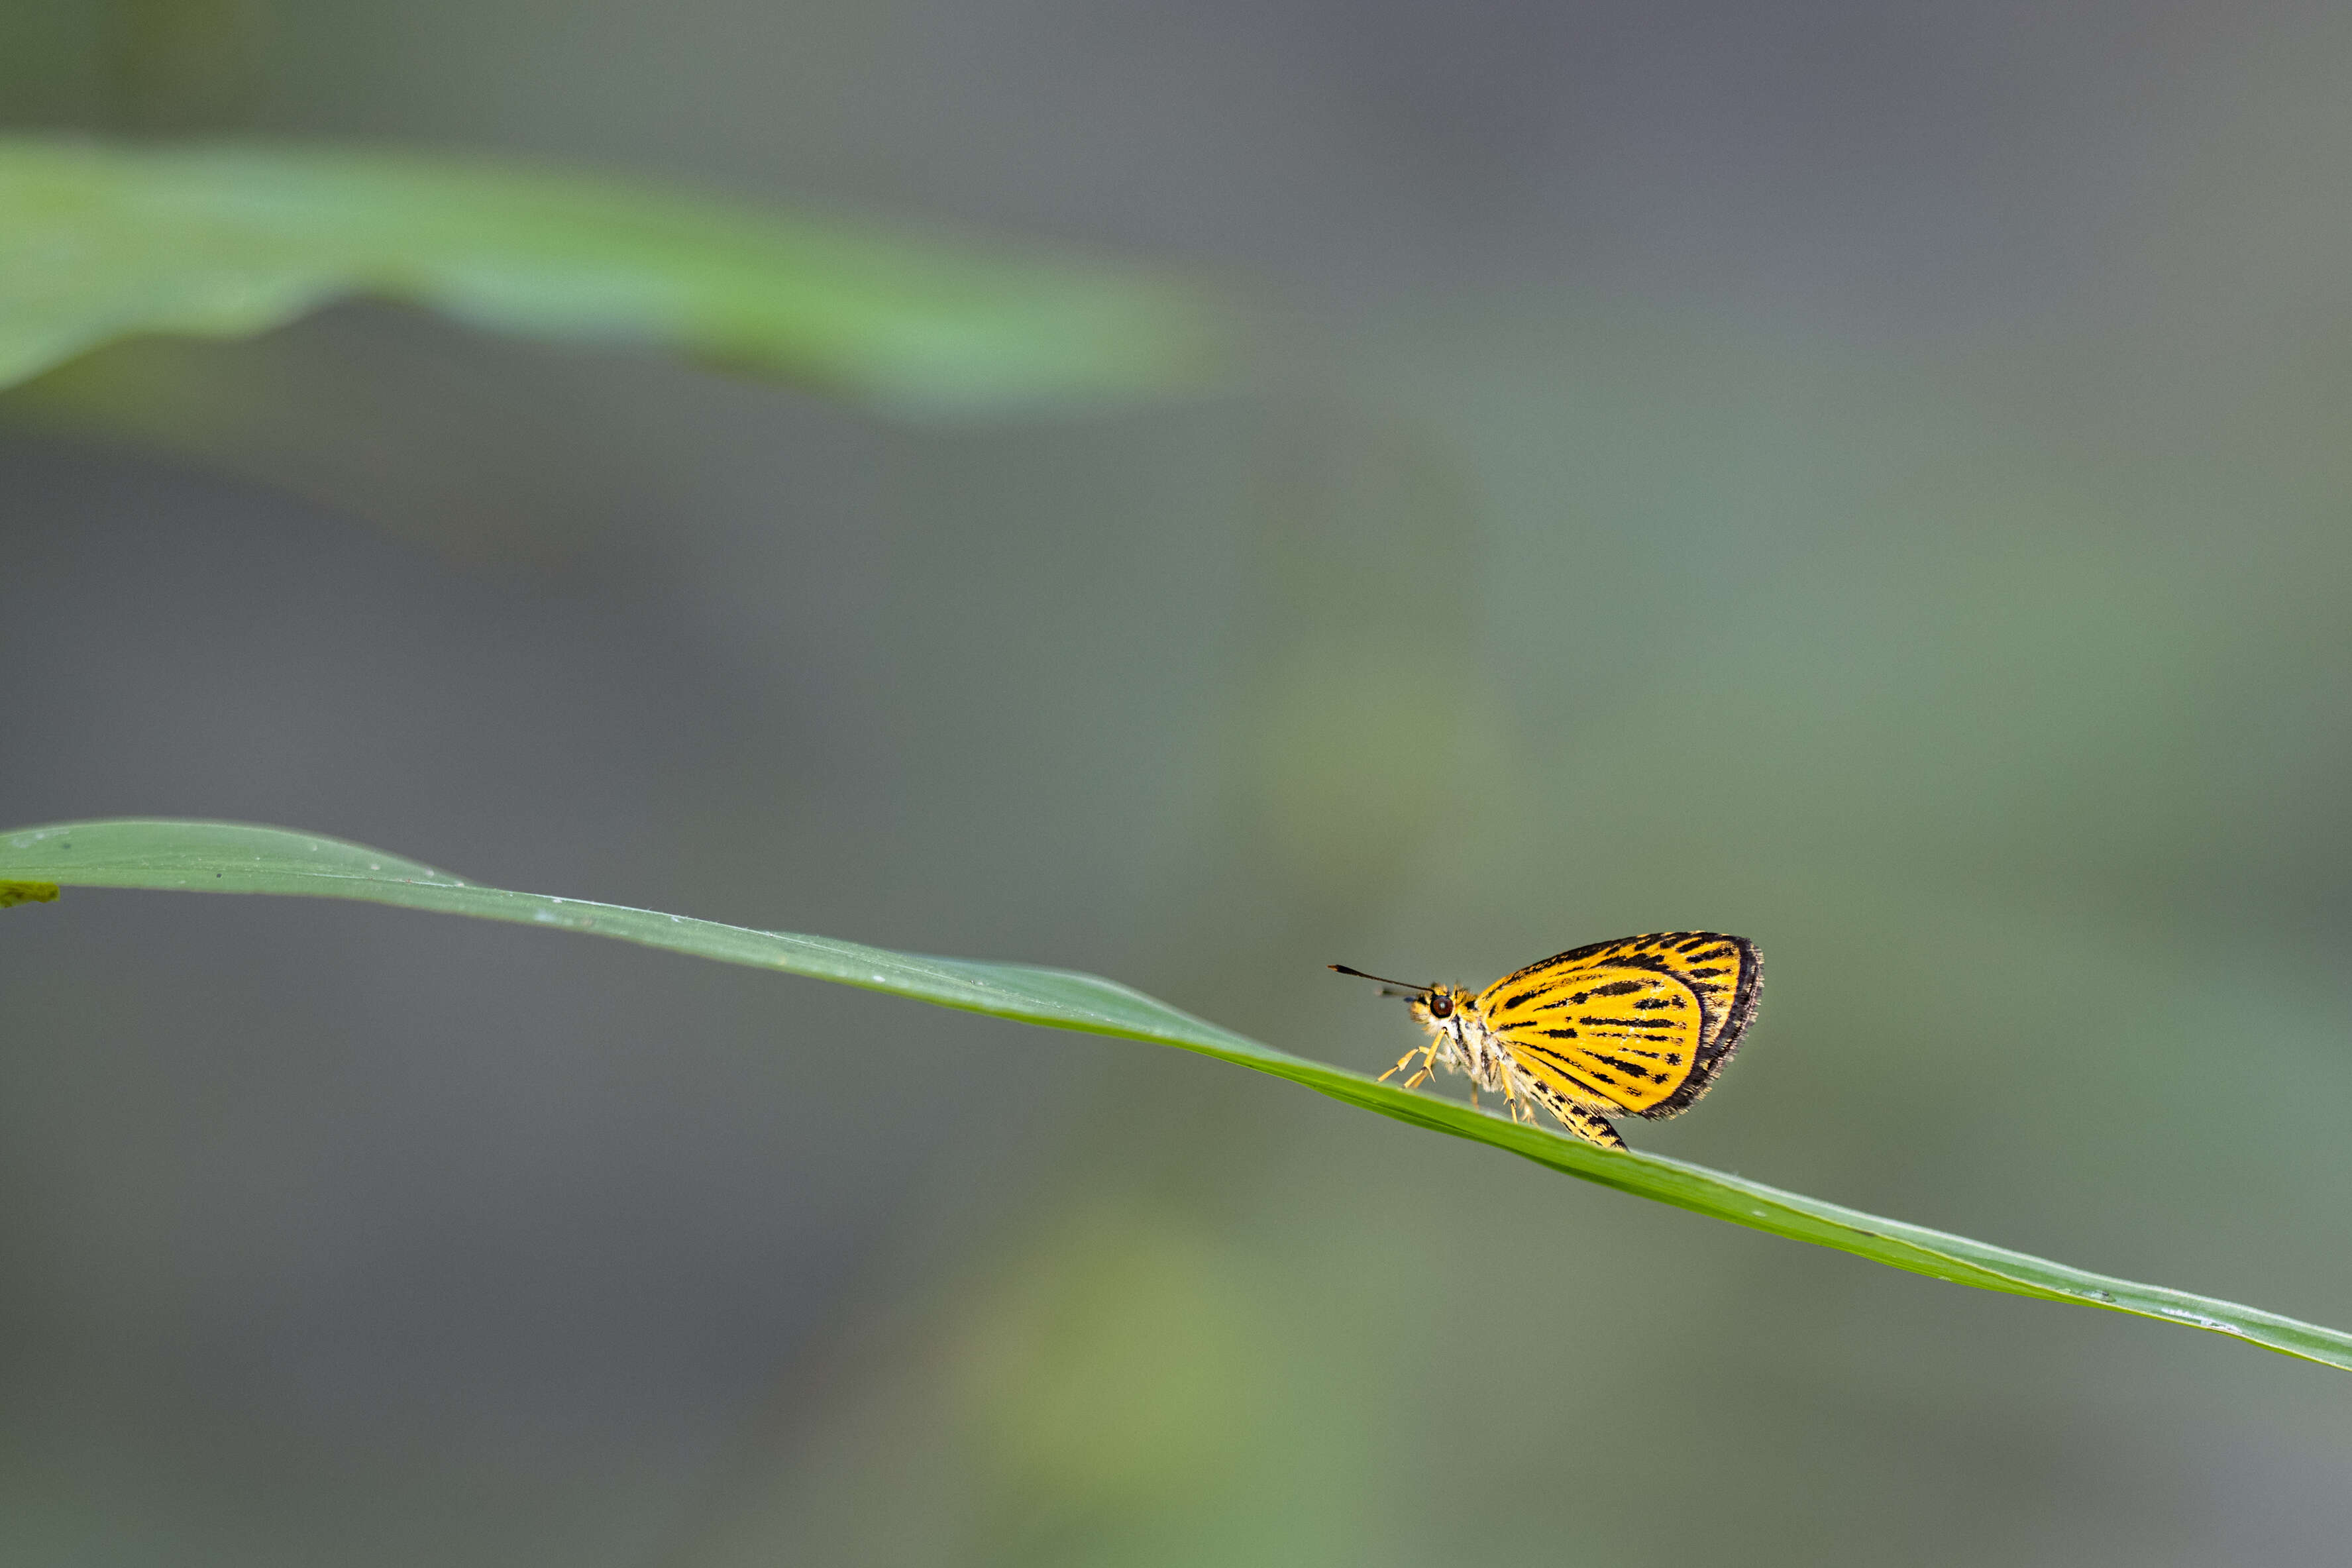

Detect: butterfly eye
1427,994,1454,1019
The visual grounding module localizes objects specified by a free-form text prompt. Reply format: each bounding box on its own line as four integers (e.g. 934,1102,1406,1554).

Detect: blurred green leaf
0,137,1217,413
6,817,2345,1373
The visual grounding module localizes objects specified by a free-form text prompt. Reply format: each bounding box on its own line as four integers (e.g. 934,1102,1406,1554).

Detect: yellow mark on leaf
0,882,60,908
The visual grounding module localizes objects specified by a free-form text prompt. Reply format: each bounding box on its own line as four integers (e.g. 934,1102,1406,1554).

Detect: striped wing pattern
1518,1078,1632,1149
1477,932,1761,1122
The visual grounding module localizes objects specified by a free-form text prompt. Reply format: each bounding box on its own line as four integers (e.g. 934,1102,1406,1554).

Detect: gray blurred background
5,1,2352,1563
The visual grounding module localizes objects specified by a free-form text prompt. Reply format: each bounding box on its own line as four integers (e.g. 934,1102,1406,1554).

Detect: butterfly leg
1397,1040,1444,1089
1504,1075,1532,1122
1377,1047,1423,1085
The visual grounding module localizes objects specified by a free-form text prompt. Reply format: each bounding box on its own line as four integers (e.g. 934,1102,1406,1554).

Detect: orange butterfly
1334,933,1762,1149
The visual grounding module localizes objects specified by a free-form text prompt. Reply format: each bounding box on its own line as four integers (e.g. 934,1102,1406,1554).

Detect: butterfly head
1407,984,1470,1027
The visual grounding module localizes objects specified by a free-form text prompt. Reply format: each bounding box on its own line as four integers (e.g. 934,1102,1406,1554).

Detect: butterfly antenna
1328,964,1432,996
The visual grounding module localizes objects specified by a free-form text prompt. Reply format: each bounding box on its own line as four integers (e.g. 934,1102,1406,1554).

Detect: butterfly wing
1476,958,1706,1116
1516,1080,1627,1150
1477,933,1761,1122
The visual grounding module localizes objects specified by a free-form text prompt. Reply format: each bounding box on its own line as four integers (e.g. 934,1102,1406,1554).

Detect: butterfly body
1399,982,1511,1096
1336,933,1762,1151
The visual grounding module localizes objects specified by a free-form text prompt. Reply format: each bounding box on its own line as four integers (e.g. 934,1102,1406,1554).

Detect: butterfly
1332,933,1762,1149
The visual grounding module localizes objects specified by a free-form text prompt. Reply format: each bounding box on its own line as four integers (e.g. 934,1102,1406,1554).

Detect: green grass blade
6,817,2345,1371
0,138,1216,414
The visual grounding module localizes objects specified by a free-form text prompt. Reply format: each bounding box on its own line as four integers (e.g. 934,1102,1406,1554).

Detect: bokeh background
6,1,2352,1563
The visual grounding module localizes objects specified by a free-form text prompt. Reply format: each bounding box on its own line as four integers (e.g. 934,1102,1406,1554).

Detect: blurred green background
5,1,2352,1563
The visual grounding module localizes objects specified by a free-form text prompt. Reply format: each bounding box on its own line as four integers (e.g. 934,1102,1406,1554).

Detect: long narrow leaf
5,817,2345,1371
0,138,1214,413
